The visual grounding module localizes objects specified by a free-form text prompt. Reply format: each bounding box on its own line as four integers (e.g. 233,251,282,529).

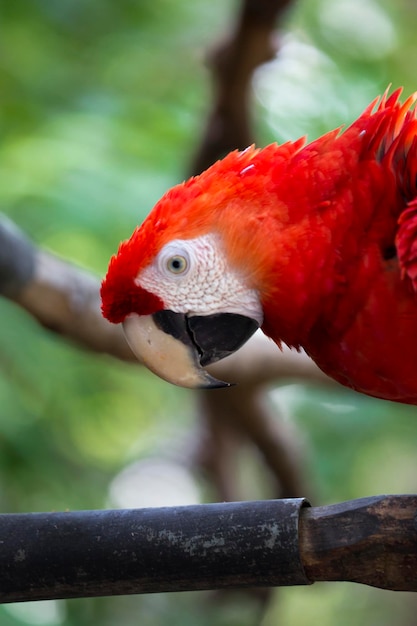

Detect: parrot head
100,145,289,388
102,88,417,402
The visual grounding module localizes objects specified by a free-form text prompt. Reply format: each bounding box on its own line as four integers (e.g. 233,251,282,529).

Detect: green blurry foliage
1,0,417,624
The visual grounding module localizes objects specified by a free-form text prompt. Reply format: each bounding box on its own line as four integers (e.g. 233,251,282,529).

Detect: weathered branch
1,495,416,603
0,215,134,362
299,495,417,590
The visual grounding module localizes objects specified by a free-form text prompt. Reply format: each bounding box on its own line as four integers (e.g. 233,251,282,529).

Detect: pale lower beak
122,310,259,389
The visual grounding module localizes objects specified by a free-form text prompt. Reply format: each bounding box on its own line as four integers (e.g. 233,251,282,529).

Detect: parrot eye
157,241,193,278
166,255,188,275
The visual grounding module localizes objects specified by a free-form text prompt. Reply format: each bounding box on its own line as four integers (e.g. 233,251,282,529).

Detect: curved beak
123,310,259,389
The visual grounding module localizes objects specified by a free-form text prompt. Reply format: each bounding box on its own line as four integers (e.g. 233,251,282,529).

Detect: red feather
102,89,417,403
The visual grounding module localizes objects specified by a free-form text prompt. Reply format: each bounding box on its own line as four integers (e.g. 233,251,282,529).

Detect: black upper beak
123,310,259,389
154,310,259,367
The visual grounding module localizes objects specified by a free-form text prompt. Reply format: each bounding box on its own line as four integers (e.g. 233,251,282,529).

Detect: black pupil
172,258,182,270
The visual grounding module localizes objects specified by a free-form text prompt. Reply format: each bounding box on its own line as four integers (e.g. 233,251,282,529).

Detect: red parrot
101,88,417,403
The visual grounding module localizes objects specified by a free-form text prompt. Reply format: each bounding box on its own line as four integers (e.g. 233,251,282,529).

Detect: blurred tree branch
0,215,133,362
0,211,331,496
0,0,334,514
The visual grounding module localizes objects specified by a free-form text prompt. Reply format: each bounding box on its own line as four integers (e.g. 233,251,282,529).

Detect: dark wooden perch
1,495,416,603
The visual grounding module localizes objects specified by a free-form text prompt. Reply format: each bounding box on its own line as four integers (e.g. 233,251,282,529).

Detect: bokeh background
1,0,417,624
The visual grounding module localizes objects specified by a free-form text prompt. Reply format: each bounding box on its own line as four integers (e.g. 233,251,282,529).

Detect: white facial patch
136,233,263,325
